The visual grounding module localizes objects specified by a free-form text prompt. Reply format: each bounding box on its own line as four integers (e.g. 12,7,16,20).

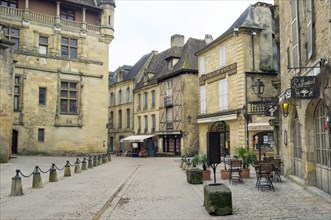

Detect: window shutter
199,56,205,75
200,86,206,113
306,0,313,60
220,45,226,67
291,0,300,71
219,79,228,110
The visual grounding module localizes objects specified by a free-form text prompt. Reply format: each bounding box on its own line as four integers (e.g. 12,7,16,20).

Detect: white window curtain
199,56,205,75
219,79,228,110
200,86,206,113
220,45,226,67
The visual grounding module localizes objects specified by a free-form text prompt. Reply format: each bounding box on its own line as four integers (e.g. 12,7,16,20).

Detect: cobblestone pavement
0,156,330,220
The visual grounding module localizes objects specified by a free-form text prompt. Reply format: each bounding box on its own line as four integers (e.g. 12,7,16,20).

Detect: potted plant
234,146,256,178
220,154,230,180
192,154,200,167
199,154,211,181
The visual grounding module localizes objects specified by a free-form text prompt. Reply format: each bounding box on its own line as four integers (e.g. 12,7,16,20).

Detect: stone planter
203,169,211,181
204,183,232,216
220,169,230,180
241,168,250,178
186,167,203,184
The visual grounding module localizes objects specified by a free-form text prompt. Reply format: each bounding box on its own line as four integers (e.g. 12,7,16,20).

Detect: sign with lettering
291,76,319,99
199,63,237,85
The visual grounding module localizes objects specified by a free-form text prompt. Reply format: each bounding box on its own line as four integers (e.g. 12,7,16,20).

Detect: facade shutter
199,56,205,75
200,86,206,113
219,79,228,110
306,0,313,60
220,45,226,67
291,0,300,72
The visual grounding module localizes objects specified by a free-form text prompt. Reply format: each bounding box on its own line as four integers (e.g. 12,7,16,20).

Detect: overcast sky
108,0,274,71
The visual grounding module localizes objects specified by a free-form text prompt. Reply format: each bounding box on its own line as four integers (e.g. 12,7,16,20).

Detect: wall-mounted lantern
252,78,265,95
280,102,289,117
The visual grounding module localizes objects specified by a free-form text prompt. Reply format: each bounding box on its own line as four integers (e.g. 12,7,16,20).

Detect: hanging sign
291,76,319,99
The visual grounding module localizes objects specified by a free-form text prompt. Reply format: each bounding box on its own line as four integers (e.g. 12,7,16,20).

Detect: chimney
171,34,185,47
205,34,213,44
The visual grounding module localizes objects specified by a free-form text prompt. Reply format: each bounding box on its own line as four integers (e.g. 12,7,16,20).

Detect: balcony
144,128,148,133
0,6,100,33
151,127,155,133
166,122,173,130
248,100,275,115
164,96,173,107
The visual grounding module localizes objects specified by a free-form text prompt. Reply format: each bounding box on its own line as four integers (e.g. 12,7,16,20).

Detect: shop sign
291,76,319,99
199,63,237,85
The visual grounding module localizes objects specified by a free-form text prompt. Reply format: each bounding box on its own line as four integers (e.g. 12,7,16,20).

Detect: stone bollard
93,156,98,167
74,158,81,173
107,153,111,161
88,157,93,169
204,183,232,216
64,161,71,177
186,167,203,184
49,163,58,182
98,155,102,165
32,166,43,188
82,158,87,170
102,154,107,163
10,170,24,196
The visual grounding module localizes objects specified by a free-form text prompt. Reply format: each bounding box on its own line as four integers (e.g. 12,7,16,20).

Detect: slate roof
157,37,207,81
62,0,115,9
108,65,132,86
197,4,263,54
126,52,154,80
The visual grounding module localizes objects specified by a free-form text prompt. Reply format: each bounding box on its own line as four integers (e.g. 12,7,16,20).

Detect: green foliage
192,154,200,167
259,65,277,73
234,146,256,169
192,154,209,170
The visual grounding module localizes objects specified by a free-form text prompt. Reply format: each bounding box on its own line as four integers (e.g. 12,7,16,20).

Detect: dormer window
61,7,75,20
1,0,18,8
166,57,179,70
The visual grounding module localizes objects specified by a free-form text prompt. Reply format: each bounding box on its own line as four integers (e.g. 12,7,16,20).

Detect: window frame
151,90,156,109
1,0,18,8
38,36,48,55
14,75,21,111
218,79,228,111
60,81,78,114
290,0,300,72
61,37,78,59
38,128,45,142
118,110,122,129
126,109,130,129
39,87,47,105
60,7,75,20
3,26,20,50
144,92,148,110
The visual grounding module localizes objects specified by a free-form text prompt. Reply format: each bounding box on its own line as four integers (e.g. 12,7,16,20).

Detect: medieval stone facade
277,0,331,194
0,0,115,158
196,2,279,158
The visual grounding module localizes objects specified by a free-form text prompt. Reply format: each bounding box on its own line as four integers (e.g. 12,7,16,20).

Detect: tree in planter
198,154,211,181
192,154,200,167
234,146,256,178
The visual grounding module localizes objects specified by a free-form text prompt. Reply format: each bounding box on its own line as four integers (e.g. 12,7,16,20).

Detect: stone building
0,33,15,163
156,34,208,156
196,2,279,158
0,0,115,156
277,0,331,194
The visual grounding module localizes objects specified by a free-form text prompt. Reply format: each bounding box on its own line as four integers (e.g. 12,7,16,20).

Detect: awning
197,113,237,124
248,123,274,131
120,135,154,143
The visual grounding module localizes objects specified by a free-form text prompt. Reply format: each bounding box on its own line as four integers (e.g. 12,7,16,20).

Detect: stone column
81,7,87,32
55,1,61,27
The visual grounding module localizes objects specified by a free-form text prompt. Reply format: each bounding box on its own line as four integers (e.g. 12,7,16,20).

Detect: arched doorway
11,130,18,155
209,121,229,157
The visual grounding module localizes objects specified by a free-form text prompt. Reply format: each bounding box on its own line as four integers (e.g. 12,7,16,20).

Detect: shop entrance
12,130,18,155
209,121,229,157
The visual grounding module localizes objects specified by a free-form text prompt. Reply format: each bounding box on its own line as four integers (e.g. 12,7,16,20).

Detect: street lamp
280,102,290,117
252,79,265,95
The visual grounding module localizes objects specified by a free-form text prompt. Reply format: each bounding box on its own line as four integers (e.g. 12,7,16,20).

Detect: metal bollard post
32,166,43,188
93,156,98,167
10,169,24,196
88,157,93,169
74,158,81,173
81,158,87,170
49,163,58,182
64,161,71,177
98,155,102,165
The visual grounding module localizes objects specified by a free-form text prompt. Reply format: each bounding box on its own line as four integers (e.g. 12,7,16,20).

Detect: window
144,92,148,110
39,87,46,105
14,76,21,111
39,36,48,55
3,27,19,50
151,114,156,131
166,108,173,129
219,79,228,110
286,47,291,70
290,0,300,71
294,112,302,159
126,109,130,128
110,93,115,106
151,90,156,108
314,102,330,167
38,129,44,142
199,56,205,75
138,116,141,131
306,0,313,60
61,37,77,59
60,81,77,114
200,86,206,113
137,94,141,111
119,90,122,104
61,7,75,20
144,115,148,132
109,111,113,129
118,110,122,129
220,45,226,67
166,80,173,97
1,0,18,8
126,87,131,103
